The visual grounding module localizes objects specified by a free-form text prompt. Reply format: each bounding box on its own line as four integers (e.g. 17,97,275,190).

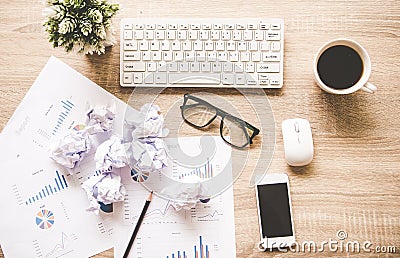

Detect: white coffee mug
314,38,377,94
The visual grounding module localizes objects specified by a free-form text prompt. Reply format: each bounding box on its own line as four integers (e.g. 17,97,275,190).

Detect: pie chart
35,209,55,229
131,168,150,182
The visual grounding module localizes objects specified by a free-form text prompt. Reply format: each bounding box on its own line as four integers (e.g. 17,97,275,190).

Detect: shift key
124,62,146,72
256,63,280,73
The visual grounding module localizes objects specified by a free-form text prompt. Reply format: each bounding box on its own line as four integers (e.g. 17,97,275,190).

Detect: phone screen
257,183,293,238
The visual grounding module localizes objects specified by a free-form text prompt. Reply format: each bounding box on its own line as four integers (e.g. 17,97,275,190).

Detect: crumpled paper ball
86,103,116,135
49,130,91,170
94,135,130,171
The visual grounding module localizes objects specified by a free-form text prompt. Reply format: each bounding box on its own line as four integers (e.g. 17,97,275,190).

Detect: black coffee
317,45,363,89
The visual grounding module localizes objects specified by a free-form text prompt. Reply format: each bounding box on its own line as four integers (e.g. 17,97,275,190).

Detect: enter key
256,63,280,73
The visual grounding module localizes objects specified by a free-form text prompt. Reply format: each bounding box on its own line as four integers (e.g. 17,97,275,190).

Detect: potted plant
43,0,119,55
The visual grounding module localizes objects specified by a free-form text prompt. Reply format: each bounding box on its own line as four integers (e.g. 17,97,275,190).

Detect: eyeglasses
180,94,260,148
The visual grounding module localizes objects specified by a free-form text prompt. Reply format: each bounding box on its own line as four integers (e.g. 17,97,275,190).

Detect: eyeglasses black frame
180,93,260,148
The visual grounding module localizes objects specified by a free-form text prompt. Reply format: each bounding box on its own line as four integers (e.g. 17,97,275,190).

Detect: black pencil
123,191,153,258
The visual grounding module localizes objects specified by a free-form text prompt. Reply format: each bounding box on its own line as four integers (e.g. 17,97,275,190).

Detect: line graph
45,232,77,258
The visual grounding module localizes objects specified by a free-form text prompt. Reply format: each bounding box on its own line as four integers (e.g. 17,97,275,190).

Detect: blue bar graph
167,236,209,258
52,100,75,136
25,170,69,205
179,159,214,180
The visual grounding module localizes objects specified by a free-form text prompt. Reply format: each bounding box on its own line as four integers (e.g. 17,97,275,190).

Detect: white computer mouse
282,118,314,166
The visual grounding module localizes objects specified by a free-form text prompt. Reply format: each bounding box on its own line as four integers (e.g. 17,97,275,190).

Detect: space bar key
168,73,221,84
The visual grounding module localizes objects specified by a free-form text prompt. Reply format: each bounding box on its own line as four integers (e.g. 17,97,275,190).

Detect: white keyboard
120,18,284,88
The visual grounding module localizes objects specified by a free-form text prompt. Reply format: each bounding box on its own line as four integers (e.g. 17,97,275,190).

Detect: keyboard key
167,63,178,72
156,31,165,40
222,73,235,84
145,30,154,40
223,62,233,72
196,52,206,61
150,41,160,51
167,31,176,40
271,42,281,51
134,30,144,40
240,52,250,62
237,42,247,51
256,63,280,73
124,51,140,61
155,73,167,84
134,24,144,30
247,24,257,30
207,52,217,61
123,23,133,30
179,24,189,30
139,41,149,50
169,73,220,84
232,31,242,40
157,24,166,30
205,41,214,51
229,52,239,62
211,31,220,40
169,24,178,30
124,30,133,40
179,63,189,72
245,63,255,72
267,31,280,40
124,62,145,72
158,61,167,72
271,23,281,30
152,52,161,61
200,31,209,40
260,42,269,51
146,24,156,30
254,31,263,40
124,41,137,50
147,62,157,72
160,41,170,50
225,24,235,30
216,41,225,51
189,31,198,40
222,31,231,40
133,73,143,83
227,41,236,51
259,23,269,30
213,24,223,30
123,73,133,84
163,52,173,61
236,74,245,85
252,52,261,62
142,52,151,61
247,77,257,84
190,63,200,72
243,31,253,40
144,73,154,83
262,53,280,61
174,52,184,61
193,41,203,51
212,63,222,72
201,63,211,72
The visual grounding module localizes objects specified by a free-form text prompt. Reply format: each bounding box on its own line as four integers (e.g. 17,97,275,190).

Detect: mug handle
361,82,377,93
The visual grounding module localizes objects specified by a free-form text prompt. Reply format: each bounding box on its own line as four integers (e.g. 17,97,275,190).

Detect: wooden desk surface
1,0,399,257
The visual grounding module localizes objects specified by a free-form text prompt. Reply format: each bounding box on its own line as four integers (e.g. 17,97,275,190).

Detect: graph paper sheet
0,56,129,257
114,136,237,258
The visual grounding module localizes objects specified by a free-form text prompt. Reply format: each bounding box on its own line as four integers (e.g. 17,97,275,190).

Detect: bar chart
167,236,211,258
52,100,74,136
25,170,69,205
177,159,215,180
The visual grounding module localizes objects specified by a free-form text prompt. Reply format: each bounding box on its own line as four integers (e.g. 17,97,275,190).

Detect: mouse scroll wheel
294,122,300,133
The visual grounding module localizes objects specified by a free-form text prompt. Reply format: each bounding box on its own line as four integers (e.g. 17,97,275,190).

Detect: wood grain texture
0,0,399,257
